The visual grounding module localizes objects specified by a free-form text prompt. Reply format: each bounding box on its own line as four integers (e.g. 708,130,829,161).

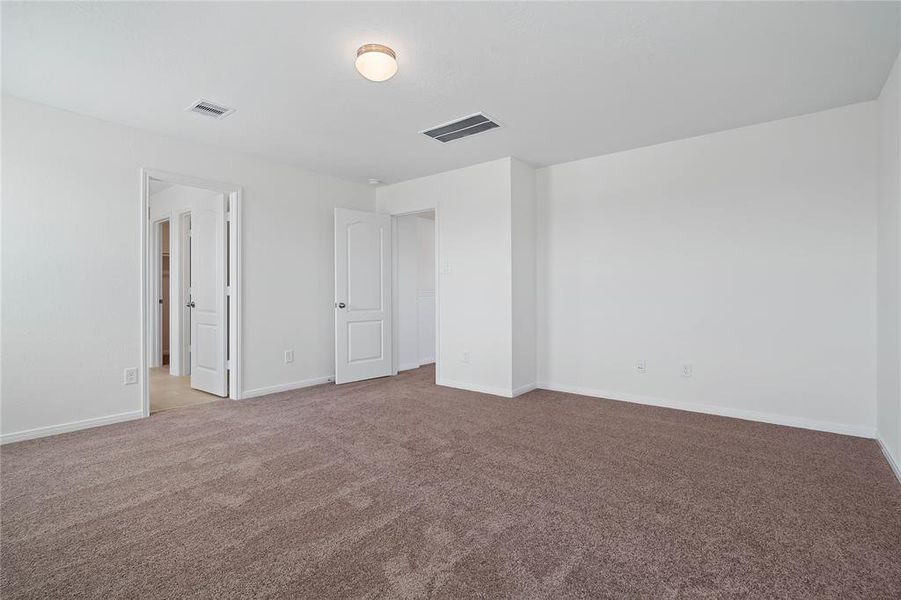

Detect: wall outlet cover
123,368,138,385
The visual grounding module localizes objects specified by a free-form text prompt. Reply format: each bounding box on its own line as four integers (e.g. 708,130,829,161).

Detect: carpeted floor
2,365,899,599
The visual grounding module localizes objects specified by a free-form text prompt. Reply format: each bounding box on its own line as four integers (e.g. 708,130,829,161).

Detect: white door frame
390,208,440,381
140,168,244,417
149,215,171,368
177,211,192,376
150,211,192,377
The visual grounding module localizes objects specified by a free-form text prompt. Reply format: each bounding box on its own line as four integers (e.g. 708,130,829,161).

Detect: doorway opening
142,170,243,416
392,209,437,382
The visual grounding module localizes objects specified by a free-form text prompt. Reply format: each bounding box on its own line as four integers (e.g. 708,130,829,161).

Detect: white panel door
335,208,392,384
189,194,228,396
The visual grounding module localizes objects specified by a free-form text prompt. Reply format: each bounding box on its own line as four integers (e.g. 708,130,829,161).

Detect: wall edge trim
241,376,335,399
1,410,144,445
537,381,876,439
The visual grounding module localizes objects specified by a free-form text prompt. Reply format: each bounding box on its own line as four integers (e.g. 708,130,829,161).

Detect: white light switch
636,360,647,373
681,364,693,378
284,350,295,364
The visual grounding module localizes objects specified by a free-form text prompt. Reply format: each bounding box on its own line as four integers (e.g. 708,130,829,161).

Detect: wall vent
187,99,236,120
421,113,500,143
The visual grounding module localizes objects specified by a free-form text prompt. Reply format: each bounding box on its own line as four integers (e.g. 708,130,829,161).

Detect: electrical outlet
681,363,693,378
123,368,138,385
462,351,470,364
636,360,647,373
284,350,294,364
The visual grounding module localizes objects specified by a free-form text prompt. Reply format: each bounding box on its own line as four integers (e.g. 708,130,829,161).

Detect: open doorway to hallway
395,210,436,380
147,178,228,413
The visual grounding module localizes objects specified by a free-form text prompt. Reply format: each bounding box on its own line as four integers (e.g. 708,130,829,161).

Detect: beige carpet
2,365,899,599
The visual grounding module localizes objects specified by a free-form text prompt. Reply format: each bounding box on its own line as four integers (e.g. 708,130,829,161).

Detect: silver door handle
336,302,346,309
186,301,195,308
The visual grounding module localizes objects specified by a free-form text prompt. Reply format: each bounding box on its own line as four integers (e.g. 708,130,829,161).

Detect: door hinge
227,359,232,370
226,211,233,223
226,285,232,297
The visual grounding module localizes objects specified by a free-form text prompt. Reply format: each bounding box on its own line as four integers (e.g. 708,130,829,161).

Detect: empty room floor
150,366,220,413
2,365,899,599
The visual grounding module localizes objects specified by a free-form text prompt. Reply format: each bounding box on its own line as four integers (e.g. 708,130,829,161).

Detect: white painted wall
150,184,219,217
150,184,220,376
877,48,901,473
2,93,889,447
1,96,374,441
511,159,537,394
378,159,515,396
537,102,879,436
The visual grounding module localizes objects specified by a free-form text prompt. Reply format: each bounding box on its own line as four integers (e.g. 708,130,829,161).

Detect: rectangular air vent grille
187,99,235,120
422,113,500,143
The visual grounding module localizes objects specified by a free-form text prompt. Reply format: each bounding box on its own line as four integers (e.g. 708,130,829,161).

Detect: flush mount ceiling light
355,44,397,82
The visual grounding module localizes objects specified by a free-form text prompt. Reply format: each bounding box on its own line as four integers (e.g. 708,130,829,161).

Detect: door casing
149,216,170,369
140,169,243,417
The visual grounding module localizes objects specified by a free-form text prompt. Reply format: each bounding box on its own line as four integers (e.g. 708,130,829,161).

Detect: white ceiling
3,2,899,184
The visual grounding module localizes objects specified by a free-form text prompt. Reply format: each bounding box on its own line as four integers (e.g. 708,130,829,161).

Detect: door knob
336,302,346,309
186,301,196,308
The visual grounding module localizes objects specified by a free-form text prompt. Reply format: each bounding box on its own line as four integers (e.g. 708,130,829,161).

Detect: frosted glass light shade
355,44,397,82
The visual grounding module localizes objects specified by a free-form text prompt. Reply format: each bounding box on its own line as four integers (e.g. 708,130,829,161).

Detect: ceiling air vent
187,99,236,120
421,113,500,143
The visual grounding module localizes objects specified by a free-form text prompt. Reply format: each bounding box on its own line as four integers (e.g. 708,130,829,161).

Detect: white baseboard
537,382,876,439
512,382,538,397
436,378,513,398
398,361,434,372
242,375,334,399
1,410,144,445
877,437,901,485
